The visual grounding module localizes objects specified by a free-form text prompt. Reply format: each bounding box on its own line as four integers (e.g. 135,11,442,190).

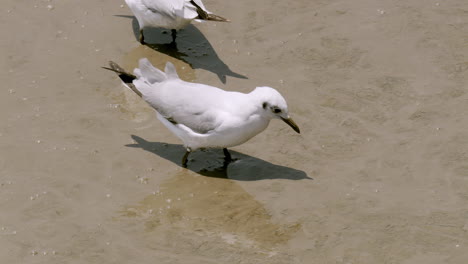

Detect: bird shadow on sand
115,15,247,84
126,135,312,181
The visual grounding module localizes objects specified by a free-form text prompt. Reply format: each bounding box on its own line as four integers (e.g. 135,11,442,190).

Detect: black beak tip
281,117,301,134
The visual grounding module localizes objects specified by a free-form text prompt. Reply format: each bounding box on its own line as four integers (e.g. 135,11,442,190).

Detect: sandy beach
1,0,467,263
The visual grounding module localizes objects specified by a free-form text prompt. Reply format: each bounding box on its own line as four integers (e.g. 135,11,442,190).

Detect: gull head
252,87,301,134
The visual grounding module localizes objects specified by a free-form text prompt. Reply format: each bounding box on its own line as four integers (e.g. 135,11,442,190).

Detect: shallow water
1,0,468,263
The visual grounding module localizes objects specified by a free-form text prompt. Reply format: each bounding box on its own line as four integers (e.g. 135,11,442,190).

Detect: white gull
105,59,300,167
125,0,228,44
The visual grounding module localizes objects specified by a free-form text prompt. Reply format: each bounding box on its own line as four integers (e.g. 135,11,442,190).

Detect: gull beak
281,117,301,134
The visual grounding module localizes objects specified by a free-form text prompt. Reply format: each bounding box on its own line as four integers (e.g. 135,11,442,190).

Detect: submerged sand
1,0,467,263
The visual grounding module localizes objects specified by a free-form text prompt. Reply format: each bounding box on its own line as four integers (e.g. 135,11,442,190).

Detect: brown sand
1,0,467,263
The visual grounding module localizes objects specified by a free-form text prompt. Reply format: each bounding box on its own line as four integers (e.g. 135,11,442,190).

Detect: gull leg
223,148,232,162
139,29,145,45
182,148,191,167
171,29,177,43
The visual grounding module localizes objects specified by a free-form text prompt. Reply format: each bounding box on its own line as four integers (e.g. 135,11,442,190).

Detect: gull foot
139,29,146,45
181,148,192,167
223,148,232,162
171,29,177,43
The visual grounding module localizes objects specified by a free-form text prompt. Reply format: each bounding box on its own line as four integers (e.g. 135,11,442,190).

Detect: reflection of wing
144,81,226,134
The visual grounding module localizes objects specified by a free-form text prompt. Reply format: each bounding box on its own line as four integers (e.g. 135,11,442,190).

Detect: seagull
104,59,300,167
125,0,229,44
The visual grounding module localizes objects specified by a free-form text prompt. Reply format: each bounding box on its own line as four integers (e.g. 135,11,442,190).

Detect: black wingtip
206,14,229,22
102,61,137,81
103,61,142,97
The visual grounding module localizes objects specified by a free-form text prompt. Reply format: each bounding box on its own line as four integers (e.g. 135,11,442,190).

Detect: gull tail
104,59,179,98
205,13,229,22
189,0,229,22
102,61,142,97
136,58,179,83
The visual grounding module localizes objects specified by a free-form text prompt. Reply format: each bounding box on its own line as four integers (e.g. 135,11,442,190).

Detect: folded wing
150,83,224,134
134,59,225,134
141,0,200,20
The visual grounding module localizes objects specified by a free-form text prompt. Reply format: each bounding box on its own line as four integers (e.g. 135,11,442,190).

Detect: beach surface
1,0,467,263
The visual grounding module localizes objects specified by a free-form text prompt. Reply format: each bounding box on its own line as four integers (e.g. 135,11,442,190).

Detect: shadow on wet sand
115,15,247,83
126,135,312,181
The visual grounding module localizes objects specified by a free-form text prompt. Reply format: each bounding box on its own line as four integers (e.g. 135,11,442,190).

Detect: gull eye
273,108,282,114
262,102,268,109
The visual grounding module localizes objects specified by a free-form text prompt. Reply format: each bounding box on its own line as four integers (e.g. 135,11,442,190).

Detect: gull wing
132,59,227,134
162,106,221,134
144,80,226,134
141,0,199,19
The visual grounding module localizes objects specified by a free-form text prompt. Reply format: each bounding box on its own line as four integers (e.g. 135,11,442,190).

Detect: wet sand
1,0,468,263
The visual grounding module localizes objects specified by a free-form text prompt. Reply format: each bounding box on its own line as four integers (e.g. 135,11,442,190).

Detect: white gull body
125,0,206,30
107,59,300,165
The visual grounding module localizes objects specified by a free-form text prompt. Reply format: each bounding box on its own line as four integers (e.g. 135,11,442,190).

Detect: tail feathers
103,61,142,97
105,59,179,98
138,58,167,84
103,61,136,82
206,13,229,22
164,62,179,79
189,0,229,22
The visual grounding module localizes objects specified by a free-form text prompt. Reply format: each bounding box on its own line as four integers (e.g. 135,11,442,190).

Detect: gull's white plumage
126,0,201,30
125,0,228,43
106,59,300,166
